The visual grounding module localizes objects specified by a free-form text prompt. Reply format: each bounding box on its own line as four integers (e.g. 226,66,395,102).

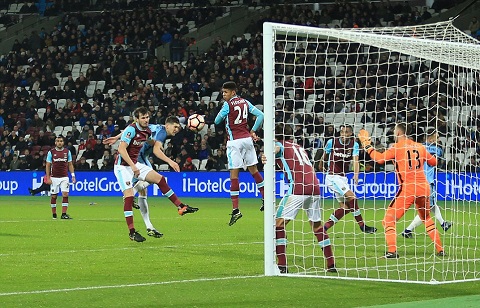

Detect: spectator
465,157,479,173
78,139,87,151
81,144,96,160
15,135,28,153
469,17,480,34
30,152,43,170
181,157,196,171
100,159,113,171
76,157,91,170
198,141,211,161
9,154,21,170
215,148,227,170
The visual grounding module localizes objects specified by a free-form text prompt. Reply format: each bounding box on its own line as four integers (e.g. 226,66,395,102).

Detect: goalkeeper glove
358,129,373,152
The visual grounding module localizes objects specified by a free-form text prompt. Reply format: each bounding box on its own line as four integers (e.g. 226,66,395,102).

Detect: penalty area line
0,275,264,297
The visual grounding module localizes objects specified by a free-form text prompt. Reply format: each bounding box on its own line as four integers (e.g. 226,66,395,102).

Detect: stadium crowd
0,0,478,173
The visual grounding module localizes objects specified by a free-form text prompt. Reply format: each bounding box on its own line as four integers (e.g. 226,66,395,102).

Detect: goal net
263,20,480,284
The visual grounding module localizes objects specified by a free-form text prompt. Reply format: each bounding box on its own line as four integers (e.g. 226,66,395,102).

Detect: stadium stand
0,0,477,172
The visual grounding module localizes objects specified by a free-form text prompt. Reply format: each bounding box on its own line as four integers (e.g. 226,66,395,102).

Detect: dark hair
55,135,65,142
133,107,149,119
222,81,237,91
165,116,180,125
275,124,293,140
340,124,353,132
396,122,411,136
426,128,436,136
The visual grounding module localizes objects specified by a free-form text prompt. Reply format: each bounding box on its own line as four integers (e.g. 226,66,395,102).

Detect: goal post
262,21,480,283
263,22,277,277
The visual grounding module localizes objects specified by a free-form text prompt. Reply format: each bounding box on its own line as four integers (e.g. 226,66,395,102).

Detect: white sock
138,196,154,230
406,215,423,232
431,204,445,225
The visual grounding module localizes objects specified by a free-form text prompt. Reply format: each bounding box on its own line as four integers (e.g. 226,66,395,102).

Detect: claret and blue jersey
214,95,264,140
115,123,152,166
324,138,359,176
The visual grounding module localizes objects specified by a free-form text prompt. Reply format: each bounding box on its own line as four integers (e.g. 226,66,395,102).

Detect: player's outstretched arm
358,129,372,150
103,134,121,145
153,141,179,172
358,129,394,164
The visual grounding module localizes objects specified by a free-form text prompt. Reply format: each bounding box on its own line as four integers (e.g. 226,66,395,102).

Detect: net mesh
267,21,480,283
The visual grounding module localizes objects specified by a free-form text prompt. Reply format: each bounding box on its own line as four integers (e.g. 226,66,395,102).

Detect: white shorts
50,177,69,195
325,174,351,202
226,137,258,169
133,180,151,194
114,162,154,192
276,194,321,222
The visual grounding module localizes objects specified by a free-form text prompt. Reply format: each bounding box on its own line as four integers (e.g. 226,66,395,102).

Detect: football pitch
1,196,479,307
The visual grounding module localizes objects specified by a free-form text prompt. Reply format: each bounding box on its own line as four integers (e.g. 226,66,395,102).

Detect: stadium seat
448,106,460,123
57,99,67,109
81,64,89,74
385,164,395,172
158,164,169,171
54,126,63,135
324,113,335,124
199,159,208,171
77,150,85,161
8,3,18,13
333,113,345,125
86,84,96,97
199,124,208,139
191,159,200,170
459,106,472,125
344,113,355,124
455,153,466,168
96,81,106,91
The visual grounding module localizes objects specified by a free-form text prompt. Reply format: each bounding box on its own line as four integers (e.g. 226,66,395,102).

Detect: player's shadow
0,233,31,237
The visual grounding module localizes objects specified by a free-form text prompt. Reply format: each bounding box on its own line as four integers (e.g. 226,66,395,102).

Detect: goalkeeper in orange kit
358,123,444,258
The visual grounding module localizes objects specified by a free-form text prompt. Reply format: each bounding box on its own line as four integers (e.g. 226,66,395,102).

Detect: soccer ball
187,114,205,132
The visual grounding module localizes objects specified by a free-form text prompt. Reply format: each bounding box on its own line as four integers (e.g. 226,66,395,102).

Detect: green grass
0,196,479,307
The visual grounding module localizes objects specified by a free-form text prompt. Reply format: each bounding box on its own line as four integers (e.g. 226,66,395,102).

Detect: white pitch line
0,241,264,257
0,275,264,297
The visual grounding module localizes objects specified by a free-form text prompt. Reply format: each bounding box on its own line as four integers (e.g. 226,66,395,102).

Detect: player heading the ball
214,81,265,226
114,107,199,242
